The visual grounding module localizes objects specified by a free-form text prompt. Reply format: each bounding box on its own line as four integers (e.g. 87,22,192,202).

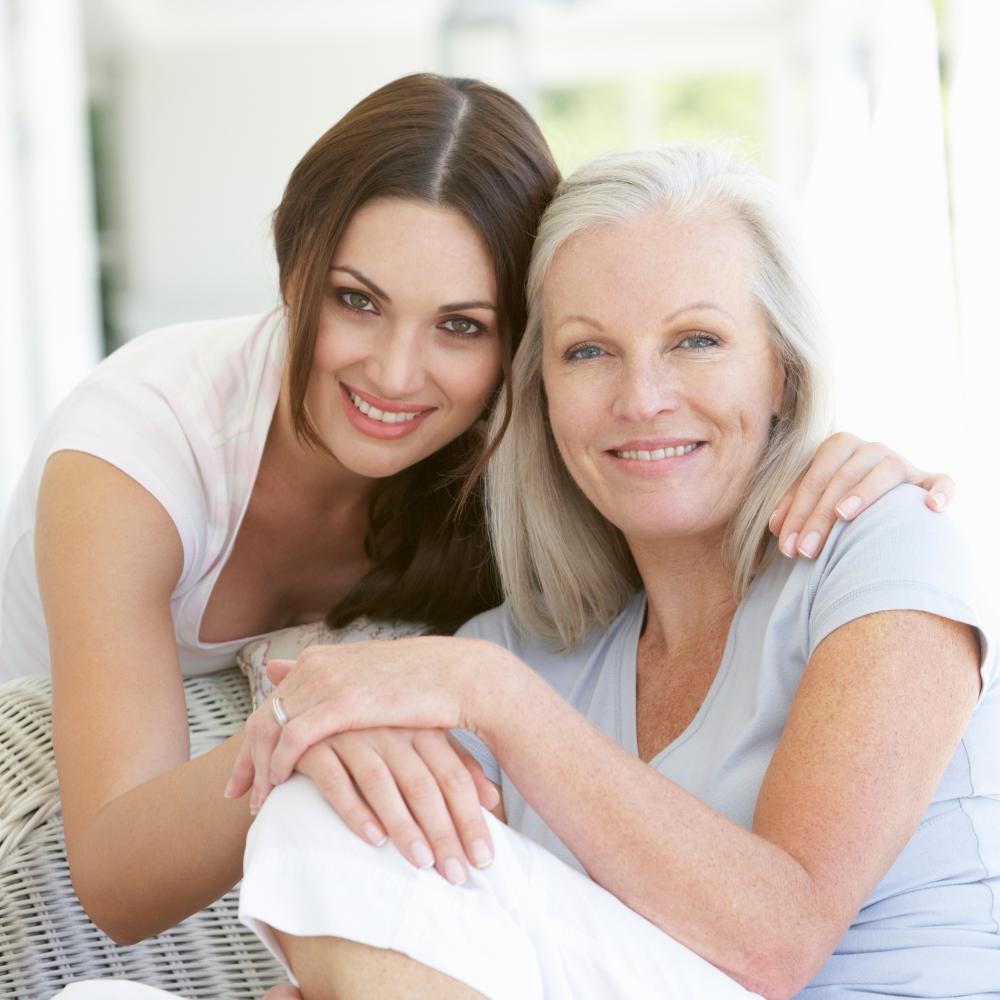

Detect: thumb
266,658,297,685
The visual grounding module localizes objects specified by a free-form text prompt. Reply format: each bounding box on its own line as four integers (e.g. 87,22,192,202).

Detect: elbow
69,866,153,947
74,882,145,947
733,938,830,1000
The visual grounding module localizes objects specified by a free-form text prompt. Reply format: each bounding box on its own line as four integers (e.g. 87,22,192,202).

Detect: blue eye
441,317,486,338
565,343,605,361
338,290,378,314
679,333,718,349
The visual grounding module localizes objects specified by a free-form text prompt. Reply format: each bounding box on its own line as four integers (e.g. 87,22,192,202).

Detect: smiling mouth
345,388,429,425
611,443,701,461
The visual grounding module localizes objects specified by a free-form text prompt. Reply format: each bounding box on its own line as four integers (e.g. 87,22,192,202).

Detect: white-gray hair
486,143,833,648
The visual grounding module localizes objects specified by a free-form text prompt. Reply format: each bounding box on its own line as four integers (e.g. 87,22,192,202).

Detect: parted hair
486,143,833,648
272,73,560,633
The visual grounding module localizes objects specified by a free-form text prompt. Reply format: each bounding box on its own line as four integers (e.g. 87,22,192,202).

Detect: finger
378,734,472,884
418,732,495,870
249,697,285,815
266,658,297,685
224,735,255,800
449,736,501,811
294,742,387,847
820,455,939,527
913,472,954,511
268,691,455,785
777,435,884,557
767,487,795,539
334,734,439,874
789,448,899,558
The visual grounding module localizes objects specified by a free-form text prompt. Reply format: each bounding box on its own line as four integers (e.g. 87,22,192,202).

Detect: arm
37,451,255,944
250,608,978,999
471,611,979,999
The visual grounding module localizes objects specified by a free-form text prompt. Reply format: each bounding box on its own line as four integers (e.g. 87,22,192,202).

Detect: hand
769,432,955,559
295,727,499,882
225,636,508,821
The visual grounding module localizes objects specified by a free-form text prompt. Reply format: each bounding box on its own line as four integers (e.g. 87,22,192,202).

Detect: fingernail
768,509,780,531
249,792,260,816
470,838,493,868
798,531,821,558
443,858,467,885
362,822,387,847
931,492,946,510
781,531,799,558
411,841,434,869
835,495,862,519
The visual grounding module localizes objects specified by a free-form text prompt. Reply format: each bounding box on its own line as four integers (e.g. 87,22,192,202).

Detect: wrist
458,639,530,743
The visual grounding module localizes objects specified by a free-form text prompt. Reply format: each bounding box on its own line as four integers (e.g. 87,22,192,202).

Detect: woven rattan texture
0,668,283,1000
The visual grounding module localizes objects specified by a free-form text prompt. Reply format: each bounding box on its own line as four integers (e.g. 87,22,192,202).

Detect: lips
339,382,436,440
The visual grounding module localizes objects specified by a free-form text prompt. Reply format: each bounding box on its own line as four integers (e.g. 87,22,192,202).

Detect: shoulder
811,483,971,599
454,601,538,657
92,311,280,392
455,594,645,684
801,484,991,667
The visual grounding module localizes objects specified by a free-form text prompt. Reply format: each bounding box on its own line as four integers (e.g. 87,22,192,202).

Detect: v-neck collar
619,590,745,768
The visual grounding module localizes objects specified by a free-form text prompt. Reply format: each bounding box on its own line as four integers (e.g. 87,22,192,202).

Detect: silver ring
270,695,289,728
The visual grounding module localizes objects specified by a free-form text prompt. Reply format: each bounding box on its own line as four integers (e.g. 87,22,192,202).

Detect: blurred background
1,0,997,596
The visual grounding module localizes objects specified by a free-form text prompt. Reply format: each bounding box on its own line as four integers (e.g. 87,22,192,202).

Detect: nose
610,357,681,423
365,323,426,399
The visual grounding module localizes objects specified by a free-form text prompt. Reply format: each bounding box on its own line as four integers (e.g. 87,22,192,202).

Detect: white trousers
238,774,761,1000
51,775,761,1000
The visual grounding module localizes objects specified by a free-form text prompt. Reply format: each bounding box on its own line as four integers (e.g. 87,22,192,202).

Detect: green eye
340,290,376,312
442,317,485,337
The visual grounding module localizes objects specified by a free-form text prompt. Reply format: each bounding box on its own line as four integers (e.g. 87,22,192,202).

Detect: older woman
232,145,997,1000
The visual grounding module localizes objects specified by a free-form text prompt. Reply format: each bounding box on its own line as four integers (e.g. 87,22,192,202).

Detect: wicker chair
0,668,284,1000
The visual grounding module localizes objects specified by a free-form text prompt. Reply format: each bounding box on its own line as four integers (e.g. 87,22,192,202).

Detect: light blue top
453,486,1000,998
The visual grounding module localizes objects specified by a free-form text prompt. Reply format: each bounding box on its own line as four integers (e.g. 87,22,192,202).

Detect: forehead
336,196,496,294
542,205,757,320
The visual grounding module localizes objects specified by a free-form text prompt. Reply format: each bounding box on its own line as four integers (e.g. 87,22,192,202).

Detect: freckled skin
541,207,784,549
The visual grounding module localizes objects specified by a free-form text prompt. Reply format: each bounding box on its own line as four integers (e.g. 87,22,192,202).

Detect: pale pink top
0,310,286,681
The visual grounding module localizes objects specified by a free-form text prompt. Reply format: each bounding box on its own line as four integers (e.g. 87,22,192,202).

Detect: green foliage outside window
538,74,765,176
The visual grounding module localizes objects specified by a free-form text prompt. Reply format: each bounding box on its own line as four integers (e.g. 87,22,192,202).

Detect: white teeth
615,443,698,461
349,390,422,424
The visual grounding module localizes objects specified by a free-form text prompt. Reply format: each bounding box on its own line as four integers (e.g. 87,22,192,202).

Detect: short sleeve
807,485,994,690
448,606,518,786
41,375,207,588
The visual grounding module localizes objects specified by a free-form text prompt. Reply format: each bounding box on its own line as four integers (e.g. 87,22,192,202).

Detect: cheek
311,318,348,375
449,345,503,410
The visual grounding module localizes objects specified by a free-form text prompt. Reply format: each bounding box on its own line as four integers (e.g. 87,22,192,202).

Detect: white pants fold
238,774,761,1000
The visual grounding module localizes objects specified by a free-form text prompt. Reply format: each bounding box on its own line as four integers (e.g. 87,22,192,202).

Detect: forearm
476,662,830,996
68,730,253,944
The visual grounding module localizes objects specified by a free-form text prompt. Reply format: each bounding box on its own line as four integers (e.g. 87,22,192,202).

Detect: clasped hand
225,637,504,883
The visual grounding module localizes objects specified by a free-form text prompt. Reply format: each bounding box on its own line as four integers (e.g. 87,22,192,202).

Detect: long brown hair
272,74,560,633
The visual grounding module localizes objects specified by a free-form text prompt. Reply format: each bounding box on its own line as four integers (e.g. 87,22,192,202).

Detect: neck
631,531,738,648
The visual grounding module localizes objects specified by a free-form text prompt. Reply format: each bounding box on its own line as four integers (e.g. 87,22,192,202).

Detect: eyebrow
331,266,391,303
554,301,736,333
331,265,497,314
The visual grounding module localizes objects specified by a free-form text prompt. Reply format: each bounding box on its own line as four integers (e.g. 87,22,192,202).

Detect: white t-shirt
0,310,287,682
453,486,1000,997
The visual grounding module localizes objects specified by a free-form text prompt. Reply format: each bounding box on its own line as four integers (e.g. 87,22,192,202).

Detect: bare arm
249,608,978,999
37,451,254,944
473,611,979,998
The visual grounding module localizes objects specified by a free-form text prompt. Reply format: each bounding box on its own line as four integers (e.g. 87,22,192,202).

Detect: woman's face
542,205,784,545
305,197,502,479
